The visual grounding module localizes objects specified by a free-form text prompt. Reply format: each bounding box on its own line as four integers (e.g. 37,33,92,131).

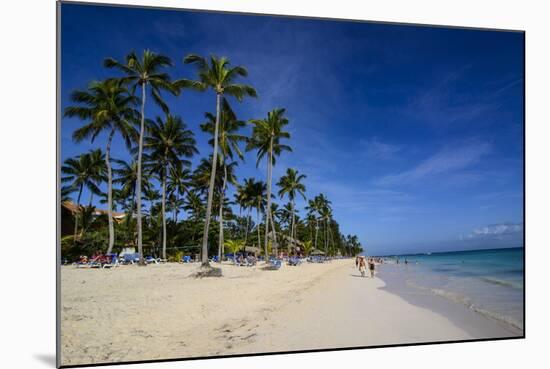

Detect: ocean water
382,247,524,332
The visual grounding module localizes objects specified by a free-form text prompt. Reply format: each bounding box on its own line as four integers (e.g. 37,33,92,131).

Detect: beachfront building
61,201,125,237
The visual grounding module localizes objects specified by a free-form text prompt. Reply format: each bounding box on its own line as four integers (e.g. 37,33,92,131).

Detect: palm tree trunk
269,209,278,255
314,218,319,250
217,162,227,262
191,218,197,244
325,217,328,255
327,221,335,253
73,185,83,240
256,205,261,253
172,199,177,223
264,137,274,258
244,210,250,247
105,129,115,255
161,164,167,260
217,198,223,261
290,200,296,254
136,83,146,265
201,92,222,267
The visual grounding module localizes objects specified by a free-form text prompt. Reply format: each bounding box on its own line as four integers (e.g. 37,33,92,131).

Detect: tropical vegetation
61,50,364,268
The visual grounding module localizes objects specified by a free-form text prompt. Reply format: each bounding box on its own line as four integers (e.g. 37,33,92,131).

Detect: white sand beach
60,260,518,366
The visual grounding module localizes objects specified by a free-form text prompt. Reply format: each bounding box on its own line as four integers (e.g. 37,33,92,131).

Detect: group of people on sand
355,256,376,278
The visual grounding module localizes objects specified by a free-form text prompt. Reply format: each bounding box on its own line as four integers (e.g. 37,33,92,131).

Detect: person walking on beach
368,258,375,278
355,256,359,269
358,256,367,277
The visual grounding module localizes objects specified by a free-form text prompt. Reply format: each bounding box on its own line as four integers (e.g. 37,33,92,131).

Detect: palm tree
277,168,306,248
248,179,267,253
306,197,322,251
279,202,297,251
305,213,316,241
84,149,108,206
167,193,186,223
112,159,136,208
224,239,244,260
61,150,105,240
192,156,237,196
183,190,204,221
65,78,138,255
192,157,237,257
112,158,151,212
143,187,160,216
201,98,247,261
302,240,313,256
105,50,178,264
144,114,198,260
316,194,332,254
167,164,192,223
183,190,204,244
234,178,255,247
181,54,257,267
247,109,292,258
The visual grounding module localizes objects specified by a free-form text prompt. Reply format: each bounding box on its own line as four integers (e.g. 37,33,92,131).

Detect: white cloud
461,222,523,240
362,137,402,160
376,139,491,186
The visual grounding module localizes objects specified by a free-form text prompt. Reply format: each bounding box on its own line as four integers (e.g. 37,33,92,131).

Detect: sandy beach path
229,262,474,355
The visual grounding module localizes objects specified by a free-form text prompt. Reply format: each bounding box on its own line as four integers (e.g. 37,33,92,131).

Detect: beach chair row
307,256,328,263
74,253,163,268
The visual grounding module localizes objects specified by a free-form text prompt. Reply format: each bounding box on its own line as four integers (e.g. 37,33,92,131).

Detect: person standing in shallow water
368,258,375,278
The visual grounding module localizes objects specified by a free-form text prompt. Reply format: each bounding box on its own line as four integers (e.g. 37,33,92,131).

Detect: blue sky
60,3,524,255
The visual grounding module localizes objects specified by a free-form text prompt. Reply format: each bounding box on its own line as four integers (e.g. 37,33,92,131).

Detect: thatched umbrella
244,246,261,256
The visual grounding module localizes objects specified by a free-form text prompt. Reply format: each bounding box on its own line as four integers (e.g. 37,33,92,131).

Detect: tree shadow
33,353,56,367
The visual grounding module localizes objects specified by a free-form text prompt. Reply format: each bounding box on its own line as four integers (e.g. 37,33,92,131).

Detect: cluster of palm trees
61,50,363,266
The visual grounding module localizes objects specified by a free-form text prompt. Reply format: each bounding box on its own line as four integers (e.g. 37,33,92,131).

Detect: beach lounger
121,253,140,265
264,259,282,270
102,253,119,268
75,260,93,268
246,256,257,266
145,256,160,264
121,254,134,264
85,255,111,268
288,256,302,266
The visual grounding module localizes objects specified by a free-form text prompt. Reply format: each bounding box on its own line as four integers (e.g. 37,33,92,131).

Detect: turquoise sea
383,247,524,331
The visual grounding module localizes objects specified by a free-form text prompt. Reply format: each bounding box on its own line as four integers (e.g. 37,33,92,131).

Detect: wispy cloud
404,65,512,128
362,137,402,160
461,222,523,241
301,174,421,218
375,139,492,186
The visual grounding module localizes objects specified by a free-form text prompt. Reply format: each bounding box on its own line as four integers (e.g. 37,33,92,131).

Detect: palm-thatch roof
61,201,126,220
244,246,261,253
267,231,304,246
